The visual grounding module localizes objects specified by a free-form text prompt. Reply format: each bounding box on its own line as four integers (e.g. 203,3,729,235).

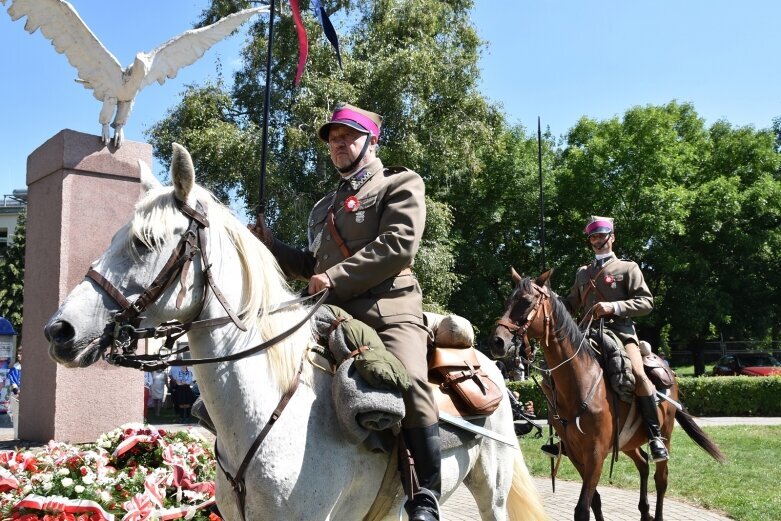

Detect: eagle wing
5,0,123,101
140,6,268,89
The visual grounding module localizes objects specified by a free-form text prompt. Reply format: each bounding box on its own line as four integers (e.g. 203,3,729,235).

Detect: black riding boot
638,394,669,462
403,424,441,521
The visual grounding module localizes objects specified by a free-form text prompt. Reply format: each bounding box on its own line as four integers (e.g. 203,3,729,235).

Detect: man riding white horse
251,103,441,520
542,215,669,463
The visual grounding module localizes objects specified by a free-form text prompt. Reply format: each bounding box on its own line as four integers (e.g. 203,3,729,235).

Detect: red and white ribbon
15,494,115,521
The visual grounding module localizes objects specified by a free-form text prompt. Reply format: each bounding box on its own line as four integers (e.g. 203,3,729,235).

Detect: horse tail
675,408,726,463
506,447,550,521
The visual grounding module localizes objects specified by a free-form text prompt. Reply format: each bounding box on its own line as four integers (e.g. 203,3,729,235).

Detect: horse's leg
569,455,601,521
625,448,652,521
652,459,669,521
462,439,512,521
590,489,604,521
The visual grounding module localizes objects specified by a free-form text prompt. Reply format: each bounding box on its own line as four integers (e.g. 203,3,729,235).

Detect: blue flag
311,0,342,68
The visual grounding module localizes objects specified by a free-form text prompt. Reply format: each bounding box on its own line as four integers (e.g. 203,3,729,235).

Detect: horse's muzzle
45,319,109,367
490,335,514,359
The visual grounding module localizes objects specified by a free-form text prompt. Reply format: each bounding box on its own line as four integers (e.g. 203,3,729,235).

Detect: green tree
147,0,504,314
0,209,26,339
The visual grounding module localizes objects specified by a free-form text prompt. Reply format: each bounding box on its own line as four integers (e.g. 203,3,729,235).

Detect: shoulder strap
327,208,351,258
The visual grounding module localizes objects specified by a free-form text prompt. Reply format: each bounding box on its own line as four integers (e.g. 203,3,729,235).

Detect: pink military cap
584,216,614,236
317,102,383,142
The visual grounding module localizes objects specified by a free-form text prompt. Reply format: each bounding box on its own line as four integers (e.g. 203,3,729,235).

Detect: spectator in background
6,351,21,396
143,371,152,417
169,365,195,421
147,369,167,418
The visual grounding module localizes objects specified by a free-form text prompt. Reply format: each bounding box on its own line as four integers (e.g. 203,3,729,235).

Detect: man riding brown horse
542,215,668,462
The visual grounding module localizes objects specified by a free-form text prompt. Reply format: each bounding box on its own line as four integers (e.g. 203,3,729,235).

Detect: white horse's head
44,143,290,369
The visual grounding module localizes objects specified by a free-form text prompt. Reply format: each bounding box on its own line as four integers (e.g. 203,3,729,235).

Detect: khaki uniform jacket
270,157,426,329
564,255,653,344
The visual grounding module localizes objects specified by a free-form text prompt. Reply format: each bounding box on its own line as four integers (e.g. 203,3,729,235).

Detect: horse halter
85,197,247,365
495,281,551,363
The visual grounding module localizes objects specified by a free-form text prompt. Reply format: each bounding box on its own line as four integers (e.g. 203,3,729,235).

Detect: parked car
711,353,781,376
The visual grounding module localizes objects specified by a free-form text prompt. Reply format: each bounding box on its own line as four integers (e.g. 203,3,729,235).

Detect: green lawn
519,425,781,521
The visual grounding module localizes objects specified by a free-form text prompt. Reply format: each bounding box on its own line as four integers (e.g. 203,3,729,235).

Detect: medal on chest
355,210,365,223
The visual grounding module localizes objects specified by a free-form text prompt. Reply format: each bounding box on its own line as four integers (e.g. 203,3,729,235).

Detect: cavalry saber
439,412,517,447
656,390,684,411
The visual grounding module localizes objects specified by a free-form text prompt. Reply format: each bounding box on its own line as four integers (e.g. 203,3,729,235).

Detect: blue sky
2,0,780,206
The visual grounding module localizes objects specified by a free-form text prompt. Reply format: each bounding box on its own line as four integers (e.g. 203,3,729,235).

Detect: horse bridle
84,197,250,367
494,281,551,364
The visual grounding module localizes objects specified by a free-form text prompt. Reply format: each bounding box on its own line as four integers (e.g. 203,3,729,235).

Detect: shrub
508,376,781,417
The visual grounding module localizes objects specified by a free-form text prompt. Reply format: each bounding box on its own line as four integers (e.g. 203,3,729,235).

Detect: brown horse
490,269,724,521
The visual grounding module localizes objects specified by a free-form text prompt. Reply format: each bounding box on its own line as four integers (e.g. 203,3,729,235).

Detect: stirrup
648,437,669,462
540,435,562,458
406,489,440,521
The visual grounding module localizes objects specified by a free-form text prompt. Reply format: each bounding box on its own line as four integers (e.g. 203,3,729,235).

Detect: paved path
3,416,779,519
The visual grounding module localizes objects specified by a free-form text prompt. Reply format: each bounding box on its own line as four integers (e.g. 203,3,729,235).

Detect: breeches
377,321,438,428
625,342,654,396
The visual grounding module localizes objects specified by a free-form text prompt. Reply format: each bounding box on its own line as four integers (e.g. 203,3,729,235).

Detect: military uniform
565,254,653,345
270,156,437,427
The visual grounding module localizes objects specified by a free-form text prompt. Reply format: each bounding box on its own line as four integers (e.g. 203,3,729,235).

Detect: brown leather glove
248,219,274,249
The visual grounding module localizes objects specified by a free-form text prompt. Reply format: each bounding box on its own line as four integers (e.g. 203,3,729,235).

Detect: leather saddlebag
643,353,675,390
430,347,503,415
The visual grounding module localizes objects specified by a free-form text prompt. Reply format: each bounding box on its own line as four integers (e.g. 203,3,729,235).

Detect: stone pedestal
19,130,151,443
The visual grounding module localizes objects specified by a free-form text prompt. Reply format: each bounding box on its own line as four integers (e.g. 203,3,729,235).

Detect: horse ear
510,267,523,285
171,142,195,201
535,268,554,287
138,159,161,193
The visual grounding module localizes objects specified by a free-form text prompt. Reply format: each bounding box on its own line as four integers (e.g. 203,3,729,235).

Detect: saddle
588,329,675,400
425,313,504,417
639,341,675,389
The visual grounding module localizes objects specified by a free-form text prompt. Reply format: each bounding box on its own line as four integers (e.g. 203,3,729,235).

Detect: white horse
45,144,548,521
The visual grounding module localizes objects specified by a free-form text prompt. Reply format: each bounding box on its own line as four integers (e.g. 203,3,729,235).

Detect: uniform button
325,235,331,241
323,254,329,260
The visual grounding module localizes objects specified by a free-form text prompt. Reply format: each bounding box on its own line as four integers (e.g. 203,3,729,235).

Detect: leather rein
84,196,328,521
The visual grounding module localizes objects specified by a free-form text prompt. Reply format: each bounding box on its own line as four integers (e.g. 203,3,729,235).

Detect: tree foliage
147,0,498,313
0,209,26,339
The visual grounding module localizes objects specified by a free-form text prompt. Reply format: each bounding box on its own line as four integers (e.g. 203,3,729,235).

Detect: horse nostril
492,336,505,351
45,320,75,345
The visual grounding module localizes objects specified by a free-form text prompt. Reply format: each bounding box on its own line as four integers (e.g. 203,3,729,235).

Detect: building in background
0,189,27,259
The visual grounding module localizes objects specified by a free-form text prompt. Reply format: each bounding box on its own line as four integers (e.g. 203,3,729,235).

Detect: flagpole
538,116,546,271
257,0,276,220
538,116,554,491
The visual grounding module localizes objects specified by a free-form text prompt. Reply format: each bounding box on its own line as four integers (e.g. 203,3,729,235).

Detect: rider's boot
403,424,441,521
638,394,669,462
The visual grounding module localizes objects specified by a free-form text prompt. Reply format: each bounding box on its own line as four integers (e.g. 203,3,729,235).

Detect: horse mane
128,184,313,392
519,277,597,363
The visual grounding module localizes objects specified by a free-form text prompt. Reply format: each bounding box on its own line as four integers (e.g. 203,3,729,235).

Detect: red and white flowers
0,424,218,521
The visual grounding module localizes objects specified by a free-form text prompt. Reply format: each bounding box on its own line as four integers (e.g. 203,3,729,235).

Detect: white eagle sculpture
3,0,268,146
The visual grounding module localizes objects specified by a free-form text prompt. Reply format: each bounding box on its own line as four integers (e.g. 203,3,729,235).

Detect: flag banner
312,0,342,67
289,0,309,85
